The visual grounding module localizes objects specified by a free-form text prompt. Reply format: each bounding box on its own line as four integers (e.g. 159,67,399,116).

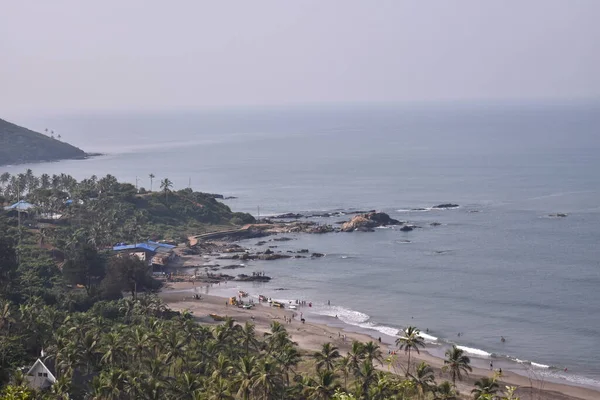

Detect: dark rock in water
297,249,309,253
411,208,428,211
222,264,245,269
268,245,278,249
294,255,306,258
468,210,480,213
430,222,442,226
264,249,274,254
255,241,267,246
223,196,237,200
274,288,288,291
236,274,271,282
273,213,303,219
311,252,324,258
432,203,459,209
259,253,291,261
310,225,335,234
400,225,414,232
217,255,240,260
273,237,293,241
341,212,401,232
549,213,568,218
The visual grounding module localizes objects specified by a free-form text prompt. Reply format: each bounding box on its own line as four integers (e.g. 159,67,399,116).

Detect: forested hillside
0,119,87,166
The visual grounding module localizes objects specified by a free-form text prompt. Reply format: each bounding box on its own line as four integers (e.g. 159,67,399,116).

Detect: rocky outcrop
432,203,459,209
549,213,568,218
235,274,271,282
340,212,401,232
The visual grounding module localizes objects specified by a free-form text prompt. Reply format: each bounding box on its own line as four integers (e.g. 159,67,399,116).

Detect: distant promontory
0,118,90,166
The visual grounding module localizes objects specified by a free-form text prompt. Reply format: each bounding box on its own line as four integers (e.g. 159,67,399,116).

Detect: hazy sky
2,0,599,115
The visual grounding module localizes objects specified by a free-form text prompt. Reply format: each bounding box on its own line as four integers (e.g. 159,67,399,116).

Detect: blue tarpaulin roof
112,241,176,252
4,200,36,211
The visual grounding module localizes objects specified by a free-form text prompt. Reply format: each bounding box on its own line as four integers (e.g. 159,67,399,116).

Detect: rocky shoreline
169,208,453,284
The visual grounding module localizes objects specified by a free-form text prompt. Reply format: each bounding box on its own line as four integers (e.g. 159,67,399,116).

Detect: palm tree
239,321,259,356
313,342,341,372
363,341,384,366
336,355,352,391
411,361,436,399
40,173,50,189
347,341,365,376
160,178,173,203
171,372,203,399
100,332,127,366
305,370,340,400
0,172,10,189
252,360,283,400
434,381,459,400
443,345,472,387
207,377,234,400
354,360,377,396
149,173,155,191
234,356,258,400
275,343,301,389
471,376,499,399
396,326,425,376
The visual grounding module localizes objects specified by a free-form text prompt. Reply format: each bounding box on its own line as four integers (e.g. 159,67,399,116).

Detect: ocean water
4,101,600,388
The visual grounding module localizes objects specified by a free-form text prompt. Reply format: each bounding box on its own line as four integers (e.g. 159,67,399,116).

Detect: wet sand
160,282,600,400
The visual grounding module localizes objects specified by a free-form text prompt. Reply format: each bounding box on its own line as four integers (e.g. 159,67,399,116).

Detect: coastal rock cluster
340,212,401,232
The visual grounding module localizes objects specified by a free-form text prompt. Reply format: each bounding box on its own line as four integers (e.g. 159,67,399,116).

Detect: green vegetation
0,119,87,166
0,170,255,243
0,171,521,399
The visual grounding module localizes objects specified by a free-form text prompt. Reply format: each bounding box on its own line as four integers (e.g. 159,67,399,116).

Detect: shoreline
159,282,600,400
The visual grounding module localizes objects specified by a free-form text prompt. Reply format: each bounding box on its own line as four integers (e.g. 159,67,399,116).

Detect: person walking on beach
490,361,493,370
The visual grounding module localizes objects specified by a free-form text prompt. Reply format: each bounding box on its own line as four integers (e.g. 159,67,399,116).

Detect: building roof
4,200,36,211
112,241,176,252
26,358,56,390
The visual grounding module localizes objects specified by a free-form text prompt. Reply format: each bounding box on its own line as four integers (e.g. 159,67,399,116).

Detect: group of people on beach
251,271,266,277
294,299,312,307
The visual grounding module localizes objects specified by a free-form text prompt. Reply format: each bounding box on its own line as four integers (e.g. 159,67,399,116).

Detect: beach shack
25,358,56,390
3,200,36,212
112,241,176,269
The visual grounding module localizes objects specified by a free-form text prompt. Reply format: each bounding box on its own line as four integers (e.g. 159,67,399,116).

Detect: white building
25,358,56,390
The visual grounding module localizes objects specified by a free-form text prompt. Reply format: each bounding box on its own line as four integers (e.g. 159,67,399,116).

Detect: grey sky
1,0,599,115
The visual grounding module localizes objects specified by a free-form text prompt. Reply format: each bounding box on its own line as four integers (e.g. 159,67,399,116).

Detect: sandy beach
160,282,600,400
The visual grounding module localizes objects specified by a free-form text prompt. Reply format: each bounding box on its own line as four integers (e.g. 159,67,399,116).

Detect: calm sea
4,101,600,388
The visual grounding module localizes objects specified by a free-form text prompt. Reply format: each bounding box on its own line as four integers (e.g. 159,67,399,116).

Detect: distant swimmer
457,332,461,337
501,336,506,343
426,328,429,333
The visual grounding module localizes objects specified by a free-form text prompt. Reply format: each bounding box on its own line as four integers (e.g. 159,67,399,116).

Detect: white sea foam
531,362,550,369
457,345,492,358
310,305,439,343
316,305,370,324
420,332,439,342
357,322,399,337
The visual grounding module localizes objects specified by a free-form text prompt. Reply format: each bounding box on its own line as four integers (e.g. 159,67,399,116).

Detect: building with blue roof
112,241,176,267
4,200,36,211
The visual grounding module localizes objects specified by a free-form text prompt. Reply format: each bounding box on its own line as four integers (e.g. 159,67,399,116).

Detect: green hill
0,118,88,165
